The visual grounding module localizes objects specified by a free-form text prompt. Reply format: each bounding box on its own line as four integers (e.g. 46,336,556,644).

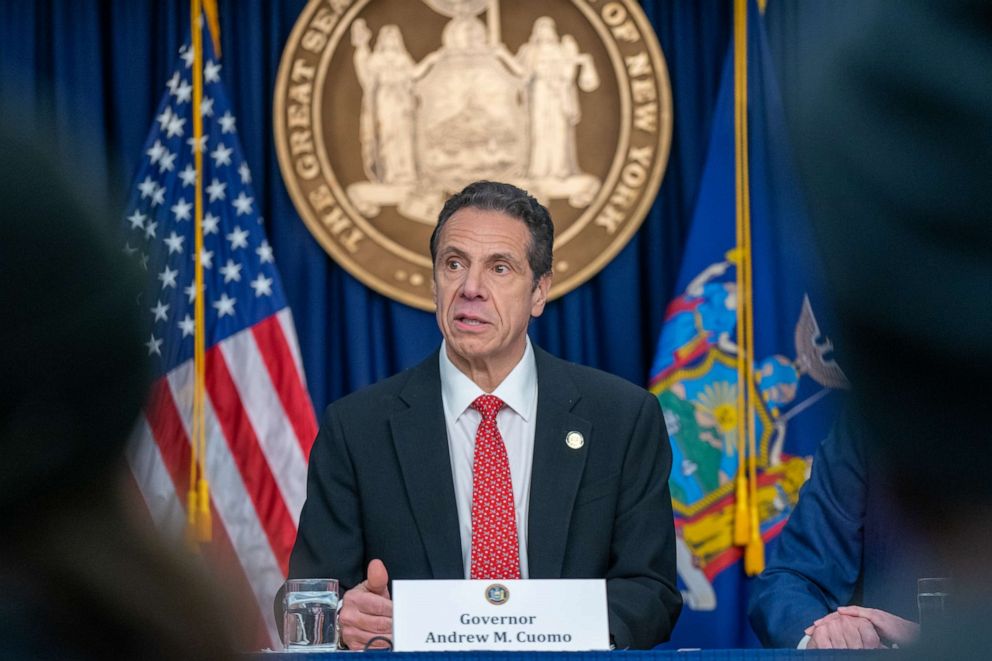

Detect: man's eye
447,260,462,270
493,264,508,274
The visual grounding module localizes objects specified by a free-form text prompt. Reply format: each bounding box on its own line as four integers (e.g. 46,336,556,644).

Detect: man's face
432,207,551,374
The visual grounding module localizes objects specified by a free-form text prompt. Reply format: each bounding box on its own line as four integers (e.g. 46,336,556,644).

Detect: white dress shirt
439,337,538,579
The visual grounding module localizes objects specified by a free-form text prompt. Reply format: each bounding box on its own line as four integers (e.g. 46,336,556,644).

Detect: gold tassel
744,479,765,574
744,531,765,575
733,475,750,545
185,488,200,548
196,477,212,542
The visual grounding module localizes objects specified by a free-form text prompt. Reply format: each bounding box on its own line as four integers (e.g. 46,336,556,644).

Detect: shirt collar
439,337,537,423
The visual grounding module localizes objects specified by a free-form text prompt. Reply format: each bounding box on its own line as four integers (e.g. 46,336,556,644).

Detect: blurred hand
804,611,883,649
338,559,392,650
838,605,920,647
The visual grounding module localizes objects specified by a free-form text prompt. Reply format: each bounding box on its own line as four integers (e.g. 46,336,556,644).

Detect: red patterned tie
469,394,521,580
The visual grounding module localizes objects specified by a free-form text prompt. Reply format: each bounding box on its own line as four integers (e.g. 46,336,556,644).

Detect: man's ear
530,272,552,318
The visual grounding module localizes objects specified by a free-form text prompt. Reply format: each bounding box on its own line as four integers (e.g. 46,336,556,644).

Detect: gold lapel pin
565,431,585,450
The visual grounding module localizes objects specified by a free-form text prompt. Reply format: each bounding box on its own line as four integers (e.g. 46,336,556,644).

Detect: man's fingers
367,559,390,597
831,614,880,649
837,606,920,645
811,625,842,649
820,619,854,649
810,624,833,649
837,608,882,648
844,617,867,649
339,610,393,637
351,591,393,618
339,592,393,629
808,611,889,650
858,619,882,649
828,622,851,649
338,599,393,650
837,605,873,620
813,611,841,627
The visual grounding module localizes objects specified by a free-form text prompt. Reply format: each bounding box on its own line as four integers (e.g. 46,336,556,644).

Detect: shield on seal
415,16,528,191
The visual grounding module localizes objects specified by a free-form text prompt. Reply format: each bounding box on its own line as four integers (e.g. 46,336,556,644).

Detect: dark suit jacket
288,345,681,649
747,410,938,648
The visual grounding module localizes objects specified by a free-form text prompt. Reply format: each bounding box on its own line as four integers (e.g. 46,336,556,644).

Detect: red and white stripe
127,308,317,649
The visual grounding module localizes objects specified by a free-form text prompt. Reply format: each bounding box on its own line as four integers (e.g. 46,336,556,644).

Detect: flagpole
742,0,765,576
190,0,212,544
185,0,202,547
731,0,751,549
733,0,765,575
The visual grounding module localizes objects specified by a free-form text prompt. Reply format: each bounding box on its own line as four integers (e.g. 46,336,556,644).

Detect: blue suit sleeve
748,412,868,647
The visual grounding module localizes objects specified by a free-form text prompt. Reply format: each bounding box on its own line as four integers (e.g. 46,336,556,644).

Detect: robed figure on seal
516,17,599,181
352,20,421,185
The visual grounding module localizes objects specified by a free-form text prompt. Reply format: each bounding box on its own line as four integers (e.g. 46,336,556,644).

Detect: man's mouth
454,314,488,327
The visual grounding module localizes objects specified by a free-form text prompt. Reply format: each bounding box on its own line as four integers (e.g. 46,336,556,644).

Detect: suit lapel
527,348,590,578
389,352,464,579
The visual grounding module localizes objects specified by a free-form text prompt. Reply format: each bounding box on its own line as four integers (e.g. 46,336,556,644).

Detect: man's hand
837,606,920,647
804,611,883,649
338,559,393,650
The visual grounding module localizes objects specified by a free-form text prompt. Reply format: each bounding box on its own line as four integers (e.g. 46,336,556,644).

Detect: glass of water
283,578,340,651
917,577,951,637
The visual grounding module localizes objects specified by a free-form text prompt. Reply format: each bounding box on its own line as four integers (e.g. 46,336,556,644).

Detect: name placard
392,579,609,652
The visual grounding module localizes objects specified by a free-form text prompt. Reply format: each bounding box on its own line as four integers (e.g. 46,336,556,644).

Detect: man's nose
460,264,487,299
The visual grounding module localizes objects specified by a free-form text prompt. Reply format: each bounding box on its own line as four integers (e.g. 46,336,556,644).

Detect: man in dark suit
288,181,681,650
748,410,934,649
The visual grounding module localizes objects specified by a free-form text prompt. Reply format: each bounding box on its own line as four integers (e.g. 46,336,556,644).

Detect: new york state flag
651,2,847,648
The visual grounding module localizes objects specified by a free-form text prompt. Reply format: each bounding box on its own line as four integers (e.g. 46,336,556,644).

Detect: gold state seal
274,0,672,310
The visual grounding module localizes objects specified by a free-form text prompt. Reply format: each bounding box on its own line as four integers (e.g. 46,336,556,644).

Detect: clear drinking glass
917,577,951,637
283,578,340,651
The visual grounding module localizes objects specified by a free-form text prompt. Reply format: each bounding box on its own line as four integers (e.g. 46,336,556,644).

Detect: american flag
122,28,316,648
